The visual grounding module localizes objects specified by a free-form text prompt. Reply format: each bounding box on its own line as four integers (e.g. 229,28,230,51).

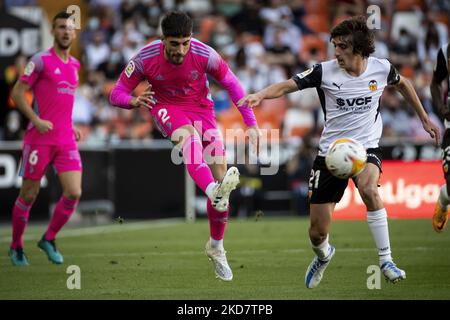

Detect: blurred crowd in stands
1,0,449,216
1,0,449,146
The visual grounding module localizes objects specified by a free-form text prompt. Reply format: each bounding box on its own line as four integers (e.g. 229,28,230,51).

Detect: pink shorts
151,106,225,156
19,143,82,180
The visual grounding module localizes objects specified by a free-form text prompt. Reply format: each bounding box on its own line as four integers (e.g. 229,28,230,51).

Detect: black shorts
308,147,383,204
441,129,450,183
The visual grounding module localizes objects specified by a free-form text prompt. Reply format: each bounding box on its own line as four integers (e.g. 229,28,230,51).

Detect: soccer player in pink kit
8,12,82,266
110,11,260,281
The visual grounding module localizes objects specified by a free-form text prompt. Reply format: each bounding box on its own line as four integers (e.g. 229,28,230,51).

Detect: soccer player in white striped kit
239,16,440,288
431,42,450,232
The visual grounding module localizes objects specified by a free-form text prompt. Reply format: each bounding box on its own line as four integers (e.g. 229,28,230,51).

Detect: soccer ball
325,138,367,179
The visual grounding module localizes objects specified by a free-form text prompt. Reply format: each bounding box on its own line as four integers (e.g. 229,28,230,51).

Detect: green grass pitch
0,217,449,299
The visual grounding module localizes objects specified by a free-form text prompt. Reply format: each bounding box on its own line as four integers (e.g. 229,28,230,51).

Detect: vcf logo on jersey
368,80,378,91
336,96,372,107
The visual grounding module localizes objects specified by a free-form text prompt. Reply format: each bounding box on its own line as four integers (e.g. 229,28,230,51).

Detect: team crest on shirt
190,70,199,81
368,80,378,91
125,61,135,78
298,67,313,79
24,61,35,76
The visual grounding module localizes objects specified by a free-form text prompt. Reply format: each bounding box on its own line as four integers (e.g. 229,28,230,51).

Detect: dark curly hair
161,11,193,38
330,16,375,58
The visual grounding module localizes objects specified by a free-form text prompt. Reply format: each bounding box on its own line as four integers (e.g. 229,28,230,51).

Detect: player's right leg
433,132,450,232
305,203,335,288
151,106,217,196
433,184,449,232
9,179,40,266
305,156,346,288
9,143,48,266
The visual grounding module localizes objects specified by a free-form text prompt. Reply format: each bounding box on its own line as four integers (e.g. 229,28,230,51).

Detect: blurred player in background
110,11,260,281
239,16,440,288
9,12,82,266
431,42,450,232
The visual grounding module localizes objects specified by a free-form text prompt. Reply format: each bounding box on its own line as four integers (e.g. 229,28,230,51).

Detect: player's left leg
355,162,406,283
200,111,239,281
38,145,82,264
433,184,450,232
204,159,235,281
38,170,81,264
433,130,450,232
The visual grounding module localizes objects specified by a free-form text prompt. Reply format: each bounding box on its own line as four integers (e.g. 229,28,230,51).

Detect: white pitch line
0,218,184,244
0,246,446,260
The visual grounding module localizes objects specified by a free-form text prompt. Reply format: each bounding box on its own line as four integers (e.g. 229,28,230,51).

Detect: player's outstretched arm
237,79,298,108
11,81,53,134
393,75,440,145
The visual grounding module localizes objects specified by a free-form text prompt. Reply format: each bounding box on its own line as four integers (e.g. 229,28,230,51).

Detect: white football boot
381,261,406,283
205,240,233,281
210,166,240,212
305,245,335,289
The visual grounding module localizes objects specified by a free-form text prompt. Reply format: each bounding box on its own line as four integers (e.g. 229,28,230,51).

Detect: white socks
438,185,450,209
210,238,224,251
367,208,392,266
311,234,331,261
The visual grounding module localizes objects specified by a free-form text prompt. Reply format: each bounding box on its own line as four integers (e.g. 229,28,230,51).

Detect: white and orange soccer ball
325,138,367,179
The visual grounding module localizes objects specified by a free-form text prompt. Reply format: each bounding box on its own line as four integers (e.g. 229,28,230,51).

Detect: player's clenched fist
33,118,53,134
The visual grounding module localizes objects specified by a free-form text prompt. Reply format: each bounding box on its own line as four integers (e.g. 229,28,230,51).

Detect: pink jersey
20,47,80,145
110,38,256,127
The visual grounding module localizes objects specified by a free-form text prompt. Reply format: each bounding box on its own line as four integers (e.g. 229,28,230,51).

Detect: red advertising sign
333,161,444,220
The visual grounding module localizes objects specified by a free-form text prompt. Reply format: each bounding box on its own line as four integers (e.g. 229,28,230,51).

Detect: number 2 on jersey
158,108,170,124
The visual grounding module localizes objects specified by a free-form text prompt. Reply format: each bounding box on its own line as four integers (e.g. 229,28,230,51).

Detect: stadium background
1,0,450,302
0,0,448,223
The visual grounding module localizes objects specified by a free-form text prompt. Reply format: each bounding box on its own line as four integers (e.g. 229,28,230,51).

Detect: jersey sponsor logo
155,74,164,80
332,82,343,90
336,96,372,107
56,81,77,95
54,67,61,75
24,61,35,76
297,67,313,79
368,80,377,91
125,61,135,78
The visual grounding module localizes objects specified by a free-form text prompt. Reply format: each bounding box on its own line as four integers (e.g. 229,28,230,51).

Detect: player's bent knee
359,186,380,202
64,189,82,201
309,226,328,243
20,192,38,204
19,185,40,204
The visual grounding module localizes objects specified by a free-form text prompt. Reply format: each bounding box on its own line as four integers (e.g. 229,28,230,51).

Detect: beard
56,38,72,50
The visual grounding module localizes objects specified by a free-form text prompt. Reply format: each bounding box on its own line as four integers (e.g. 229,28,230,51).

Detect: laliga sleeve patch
298,67,313,79
24,61,35,76
125,61,135,78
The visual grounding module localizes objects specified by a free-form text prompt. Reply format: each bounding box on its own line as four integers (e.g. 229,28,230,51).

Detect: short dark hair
161,11,193,38
330,16,375,58
52,11,72,29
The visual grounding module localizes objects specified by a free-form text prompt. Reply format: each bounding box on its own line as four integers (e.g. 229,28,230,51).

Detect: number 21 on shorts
309,169,320,190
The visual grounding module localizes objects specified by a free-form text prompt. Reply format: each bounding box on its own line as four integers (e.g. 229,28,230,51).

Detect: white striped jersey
292,57,400,156
433,43,450,129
